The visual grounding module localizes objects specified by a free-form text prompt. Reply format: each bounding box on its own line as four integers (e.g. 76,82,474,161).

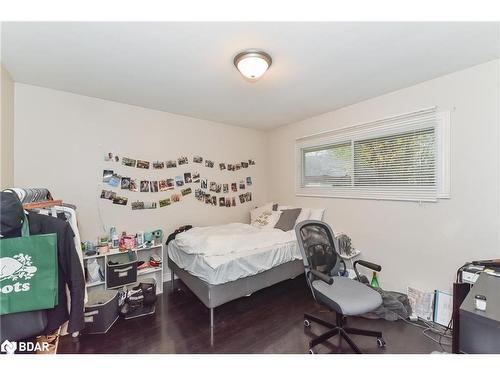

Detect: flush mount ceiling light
233,50,272,82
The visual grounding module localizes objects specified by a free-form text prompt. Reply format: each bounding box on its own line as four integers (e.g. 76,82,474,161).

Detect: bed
167,222,305,328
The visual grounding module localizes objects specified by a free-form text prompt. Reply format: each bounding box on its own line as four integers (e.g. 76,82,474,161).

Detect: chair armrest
309,269,333,285
353,260,381,272
353,260,381,282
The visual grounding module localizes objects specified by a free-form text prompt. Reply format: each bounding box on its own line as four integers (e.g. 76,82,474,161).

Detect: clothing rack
23,200,63,210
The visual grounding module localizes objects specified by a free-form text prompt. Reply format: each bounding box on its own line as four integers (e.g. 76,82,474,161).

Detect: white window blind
296,108,448,202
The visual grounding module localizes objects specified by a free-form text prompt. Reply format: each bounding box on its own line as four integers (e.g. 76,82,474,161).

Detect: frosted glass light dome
234,50,272,81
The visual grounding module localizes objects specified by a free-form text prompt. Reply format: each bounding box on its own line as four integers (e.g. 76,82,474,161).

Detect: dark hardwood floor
59,276,444,354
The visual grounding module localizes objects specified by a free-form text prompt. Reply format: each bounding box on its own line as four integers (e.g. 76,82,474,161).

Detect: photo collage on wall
101,153,255,210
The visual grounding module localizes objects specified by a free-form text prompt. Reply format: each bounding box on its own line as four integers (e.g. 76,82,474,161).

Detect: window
296,108,450,202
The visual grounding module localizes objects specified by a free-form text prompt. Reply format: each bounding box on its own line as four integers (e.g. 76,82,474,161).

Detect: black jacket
27,212,85,334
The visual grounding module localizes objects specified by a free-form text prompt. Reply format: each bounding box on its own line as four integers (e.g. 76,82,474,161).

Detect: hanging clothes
1,192,85,335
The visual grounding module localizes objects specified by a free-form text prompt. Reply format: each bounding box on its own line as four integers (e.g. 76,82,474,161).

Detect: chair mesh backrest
295,220,338,275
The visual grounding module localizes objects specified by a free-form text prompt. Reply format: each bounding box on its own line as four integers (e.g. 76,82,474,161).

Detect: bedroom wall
266,59,500,293
1,65,15,189
13,84,269,257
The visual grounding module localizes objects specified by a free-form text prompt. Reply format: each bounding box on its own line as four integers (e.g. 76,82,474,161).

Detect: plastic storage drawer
84,290,119,334
106,251,138,288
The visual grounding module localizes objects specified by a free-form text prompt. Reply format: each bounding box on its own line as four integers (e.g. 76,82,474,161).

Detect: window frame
295,109,450,202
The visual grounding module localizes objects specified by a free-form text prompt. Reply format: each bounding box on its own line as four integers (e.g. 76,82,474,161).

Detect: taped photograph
150,180,159,192
205,160,214,168
153,161,165,169
192,172,200,183
178,156,189,165
112,196,128,206
201,178,207,189
175,175,184,187
219,163,226,170
120,177,131,190
166,160,177,168
103,169,114,183
122,157,137,167
137,160,150,169
159,198,171,207
129,179,138,192
184,172,192,183
193,155,203,163
100,189,116,200
140,180,150,192
181,187,192,196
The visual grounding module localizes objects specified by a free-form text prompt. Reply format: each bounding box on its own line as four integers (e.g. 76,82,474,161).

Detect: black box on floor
84,290,119,334
120,278,157,320
106,251,138,288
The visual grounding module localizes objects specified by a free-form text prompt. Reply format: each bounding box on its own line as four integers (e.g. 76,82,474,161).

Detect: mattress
168,238,302,285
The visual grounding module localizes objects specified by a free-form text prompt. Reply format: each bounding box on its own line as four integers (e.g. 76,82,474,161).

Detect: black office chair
295,220,386,354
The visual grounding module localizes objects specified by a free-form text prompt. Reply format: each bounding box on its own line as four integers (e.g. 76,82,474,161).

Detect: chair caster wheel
309,348,315,354
377,338,386,348
304,319,311,327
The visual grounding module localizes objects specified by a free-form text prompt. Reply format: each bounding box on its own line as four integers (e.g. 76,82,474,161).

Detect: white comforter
174,223,296,256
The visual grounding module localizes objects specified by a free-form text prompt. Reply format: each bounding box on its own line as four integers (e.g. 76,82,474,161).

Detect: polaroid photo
223,184,229,194
175,176,184,187
239,180,246,190
150,181,159,193
215,184,222,193
153,161,165,169
171,193,181,203
246,192,252,202
227,164,234,171
211,196,217,206
204,194,211,204
236,163,241,170
178,156,189,166
249,159,255,165
120,177,131,190
108,174,121,187
137,160,150,169
122,157,137,167
246,176,252,186
131,201,145,210
193,156,203,164
239,194,246,204
242,162,249,168
166,178,175,189
140,180,150,192
201,178,208,189
112,196,128,206
195,188,202,200
159,180,168,192
104,152,120,162
209,181,217,192
159,198,171,207
231,197,236,207
205,160,214,168
100,189,116,200
192,172,200,183
219,197,225,207
219,163,226,170
231,182,238,192
129,179,138,192
144,202,157,209
181,187,192,196
103,170,114,183
166,160,177,168
184,172,192,183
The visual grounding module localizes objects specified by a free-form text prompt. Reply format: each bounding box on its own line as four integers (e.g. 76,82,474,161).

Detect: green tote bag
0,214,58,315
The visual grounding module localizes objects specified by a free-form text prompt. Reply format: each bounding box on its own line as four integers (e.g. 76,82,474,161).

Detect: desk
458,272,500,354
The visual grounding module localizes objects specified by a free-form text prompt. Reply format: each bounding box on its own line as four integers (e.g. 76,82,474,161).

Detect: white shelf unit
83,244,164,294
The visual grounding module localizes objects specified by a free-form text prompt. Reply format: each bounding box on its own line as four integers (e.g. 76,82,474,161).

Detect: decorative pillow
274,208,302,231
295,207,311,225
252,210,281,229
250,202,274,223
309,208,326,221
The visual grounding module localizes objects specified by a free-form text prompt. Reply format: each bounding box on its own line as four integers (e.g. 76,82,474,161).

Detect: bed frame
167,254,304,327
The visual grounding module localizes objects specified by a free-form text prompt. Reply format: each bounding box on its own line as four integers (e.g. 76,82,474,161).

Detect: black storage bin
106,251,138,288
84,290,119,334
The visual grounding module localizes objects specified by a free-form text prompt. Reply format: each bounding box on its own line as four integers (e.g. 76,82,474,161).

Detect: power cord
398,314,452,352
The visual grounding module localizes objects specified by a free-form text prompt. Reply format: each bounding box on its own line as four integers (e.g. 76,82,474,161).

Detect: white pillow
309,208,325,221
252,210,282,229
295,208,311,225
250,202,274,223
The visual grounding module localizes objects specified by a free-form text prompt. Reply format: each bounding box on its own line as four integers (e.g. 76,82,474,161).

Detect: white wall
1,65,15,188
14,84,268,248
266,60,500,293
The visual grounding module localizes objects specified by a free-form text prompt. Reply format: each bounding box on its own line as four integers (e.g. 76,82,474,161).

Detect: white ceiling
2,22,499,129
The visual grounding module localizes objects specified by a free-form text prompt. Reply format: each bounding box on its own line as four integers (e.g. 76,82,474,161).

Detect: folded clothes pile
137,256,162,270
